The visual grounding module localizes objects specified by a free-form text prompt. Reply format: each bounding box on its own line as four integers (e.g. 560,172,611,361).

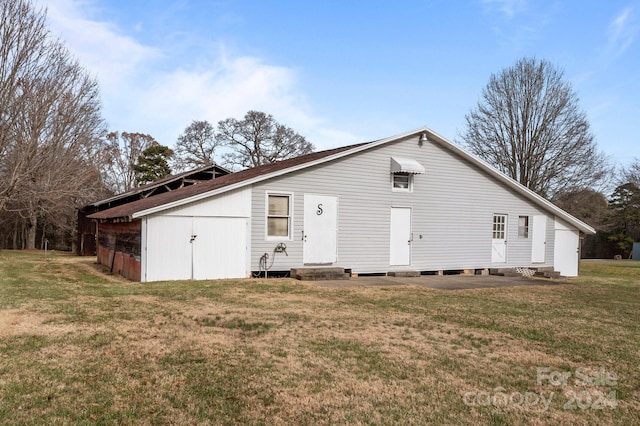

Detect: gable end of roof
88,126,596,235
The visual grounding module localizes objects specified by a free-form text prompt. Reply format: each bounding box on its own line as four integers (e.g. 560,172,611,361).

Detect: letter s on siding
316,204,323,215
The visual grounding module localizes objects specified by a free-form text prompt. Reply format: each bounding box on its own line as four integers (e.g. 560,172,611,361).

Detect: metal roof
88,143,365,220
391,157,426,174
85,163,230,208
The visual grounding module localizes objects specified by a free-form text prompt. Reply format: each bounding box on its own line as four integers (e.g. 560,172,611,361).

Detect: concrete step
388,270,420,277
489,268,522,277
291,267,349,281
490,267,563,279
534,271,562,279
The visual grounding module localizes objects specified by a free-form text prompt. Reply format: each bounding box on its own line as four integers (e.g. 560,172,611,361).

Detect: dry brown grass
0,253,638,425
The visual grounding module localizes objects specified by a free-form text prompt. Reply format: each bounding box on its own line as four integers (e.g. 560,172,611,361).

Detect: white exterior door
303,194,338,264
554,223,579,277
145,216,248,281
192,217,248,280
491,214,507,263
531,215,547,263
390,207,411,266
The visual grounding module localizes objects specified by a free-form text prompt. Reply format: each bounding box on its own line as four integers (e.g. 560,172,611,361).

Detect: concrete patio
307,274,566,290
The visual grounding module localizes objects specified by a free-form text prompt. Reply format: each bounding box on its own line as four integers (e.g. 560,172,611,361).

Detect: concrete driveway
309,274,565,290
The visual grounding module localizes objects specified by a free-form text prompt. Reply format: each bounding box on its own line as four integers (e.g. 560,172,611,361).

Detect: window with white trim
390,157,423,192
392,172,412,191
518,216,529,238
267,194,291,238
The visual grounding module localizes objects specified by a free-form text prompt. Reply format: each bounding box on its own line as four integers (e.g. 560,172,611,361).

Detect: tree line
0,1,637,257
102,110,314,192
0,0,311,250
0,0,107,250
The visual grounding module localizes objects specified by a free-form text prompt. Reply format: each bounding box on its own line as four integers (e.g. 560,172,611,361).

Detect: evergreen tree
133,144,174,186
607,183,640,257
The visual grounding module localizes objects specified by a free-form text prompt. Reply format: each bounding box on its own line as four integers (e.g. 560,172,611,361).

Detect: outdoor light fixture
419,132,429,145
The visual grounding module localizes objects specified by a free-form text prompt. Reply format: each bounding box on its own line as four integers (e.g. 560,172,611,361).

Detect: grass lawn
0,252,638,425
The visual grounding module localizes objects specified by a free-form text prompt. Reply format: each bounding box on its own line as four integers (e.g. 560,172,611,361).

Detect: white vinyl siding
251,135,555,273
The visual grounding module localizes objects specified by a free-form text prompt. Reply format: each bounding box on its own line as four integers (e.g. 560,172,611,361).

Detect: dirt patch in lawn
0,309,69,337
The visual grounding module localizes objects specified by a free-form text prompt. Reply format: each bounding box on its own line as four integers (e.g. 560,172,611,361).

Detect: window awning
390,157,425,174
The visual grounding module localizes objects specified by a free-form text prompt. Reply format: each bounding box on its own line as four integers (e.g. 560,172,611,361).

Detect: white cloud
35,0,356,151
608,7,637,57
121,49,359,149
39,0,159,85
481,0,527,19
139,54,309,142
479,0,544,52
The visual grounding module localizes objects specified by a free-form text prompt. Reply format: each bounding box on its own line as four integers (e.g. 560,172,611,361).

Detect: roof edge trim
129,124,594,235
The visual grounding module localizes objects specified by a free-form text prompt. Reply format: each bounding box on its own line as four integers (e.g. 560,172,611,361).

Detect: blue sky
37,0,638,167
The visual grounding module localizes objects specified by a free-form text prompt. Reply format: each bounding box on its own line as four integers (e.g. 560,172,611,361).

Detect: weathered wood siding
96,220,142,281
76,207,97,256
251,135,556,273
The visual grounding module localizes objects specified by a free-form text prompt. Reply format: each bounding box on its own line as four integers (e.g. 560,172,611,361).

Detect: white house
89,127,595,281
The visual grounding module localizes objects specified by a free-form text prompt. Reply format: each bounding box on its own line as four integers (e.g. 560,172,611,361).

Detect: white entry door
303,194,338,264
390,207,411,266
491,214,507,263
531,215,547,263
554,228,579,277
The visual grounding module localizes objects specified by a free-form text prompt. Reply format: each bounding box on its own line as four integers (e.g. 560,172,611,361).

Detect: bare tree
0,0,51,212
0,0,107,249
216,110,314,170
173,120,220,172
460,58,610,199
103,132,156,193
621,158,640,186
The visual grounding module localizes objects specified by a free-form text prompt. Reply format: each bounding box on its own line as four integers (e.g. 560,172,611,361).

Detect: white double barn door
145,216,248,281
